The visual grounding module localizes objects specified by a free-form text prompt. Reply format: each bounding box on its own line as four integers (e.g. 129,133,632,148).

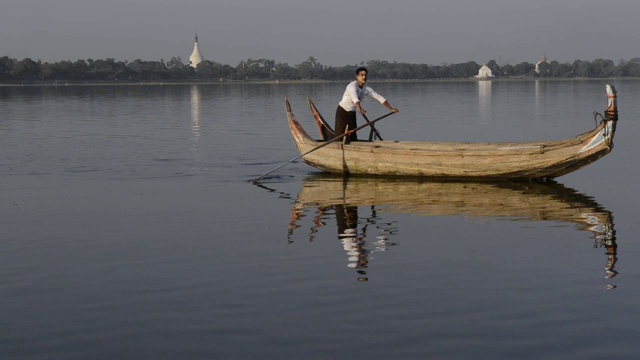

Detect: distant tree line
2,55,640,83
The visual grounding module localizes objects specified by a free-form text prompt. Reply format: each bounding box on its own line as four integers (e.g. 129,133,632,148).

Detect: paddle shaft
251,111,396,183
362,113,383,141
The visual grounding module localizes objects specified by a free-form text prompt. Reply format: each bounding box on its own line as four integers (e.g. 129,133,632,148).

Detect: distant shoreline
1,77,636,87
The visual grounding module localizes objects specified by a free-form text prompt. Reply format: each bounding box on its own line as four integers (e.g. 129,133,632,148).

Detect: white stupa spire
189,33,204,68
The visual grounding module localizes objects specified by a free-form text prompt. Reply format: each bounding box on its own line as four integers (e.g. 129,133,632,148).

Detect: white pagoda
535,54,549,73
189,34,204,68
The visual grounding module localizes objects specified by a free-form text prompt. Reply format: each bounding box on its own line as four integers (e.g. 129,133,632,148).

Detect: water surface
1,80,639,359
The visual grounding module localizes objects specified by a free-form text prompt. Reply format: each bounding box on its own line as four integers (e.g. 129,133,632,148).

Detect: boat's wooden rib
307,97,334,140
286,85,618,180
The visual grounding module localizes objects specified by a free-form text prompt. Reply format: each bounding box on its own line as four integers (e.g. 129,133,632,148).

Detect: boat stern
286,98,318,151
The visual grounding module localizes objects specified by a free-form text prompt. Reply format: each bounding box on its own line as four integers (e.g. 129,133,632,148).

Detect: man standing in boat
335,67,399,142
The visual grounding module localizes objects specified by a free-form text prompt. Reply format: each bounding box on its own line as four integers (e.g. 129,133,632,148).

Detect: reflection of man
335,204,369,282
604,239,618,279
336,204,358,237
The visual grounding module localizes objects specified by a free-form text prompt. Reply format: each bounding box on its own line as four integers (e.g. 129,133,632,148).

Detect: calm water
1,80,640,359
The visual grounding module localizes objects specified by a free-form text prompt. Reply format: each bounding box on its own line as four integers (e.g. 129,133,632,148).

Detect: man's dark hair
355,67,368,75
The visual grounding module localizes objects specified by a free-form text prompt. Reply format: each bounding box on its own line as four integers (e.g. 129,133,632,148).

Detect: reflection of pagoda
190,85,201,140
189,34,204,68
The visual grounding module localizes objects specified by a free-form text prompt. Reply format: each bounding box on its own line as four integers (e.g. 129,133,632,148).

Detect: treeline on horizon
2,55,640,83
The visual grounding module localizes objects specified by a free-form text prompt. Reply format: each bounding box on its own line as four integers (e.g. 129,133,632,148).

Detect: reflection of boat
286,85,618,179
288,175,618,280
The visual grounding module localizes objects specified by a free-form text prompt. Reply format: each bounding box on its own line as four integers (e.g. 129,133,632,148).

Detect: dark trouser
335,204,359,237
335,106,357,142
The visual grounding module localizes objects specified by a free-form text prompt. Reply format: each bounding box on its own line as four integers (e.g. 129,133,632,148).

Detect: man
335,67,399,142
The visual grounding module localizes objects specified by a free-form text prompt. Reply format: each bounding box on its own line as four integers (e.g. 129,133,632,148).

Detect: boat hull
287,85,617,180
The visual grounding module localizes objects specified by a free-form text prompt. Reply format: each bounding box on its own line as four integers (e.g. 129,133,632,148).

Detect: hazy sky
2,0,638,67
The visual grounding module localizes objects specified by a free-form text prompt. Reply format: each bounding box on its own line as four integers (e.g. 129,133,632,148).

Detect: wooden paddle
363,113,383,141
251,111,396,183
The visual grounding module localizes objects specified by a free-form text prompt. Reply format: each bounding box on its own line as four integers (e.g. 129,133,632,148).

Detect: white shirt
338,81,386,112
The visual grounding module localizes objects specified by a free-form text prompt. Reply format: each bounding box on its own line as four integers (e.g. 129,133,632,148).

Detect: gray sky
2,0,638,67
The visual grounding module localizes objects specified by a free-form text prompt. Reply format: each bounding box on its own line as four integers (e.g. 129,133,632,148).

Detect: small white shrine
475,64,495,79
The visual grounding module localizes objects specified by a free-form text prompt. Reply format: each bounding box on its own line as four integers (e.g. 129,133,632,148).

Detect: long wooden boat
286,85,618,180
